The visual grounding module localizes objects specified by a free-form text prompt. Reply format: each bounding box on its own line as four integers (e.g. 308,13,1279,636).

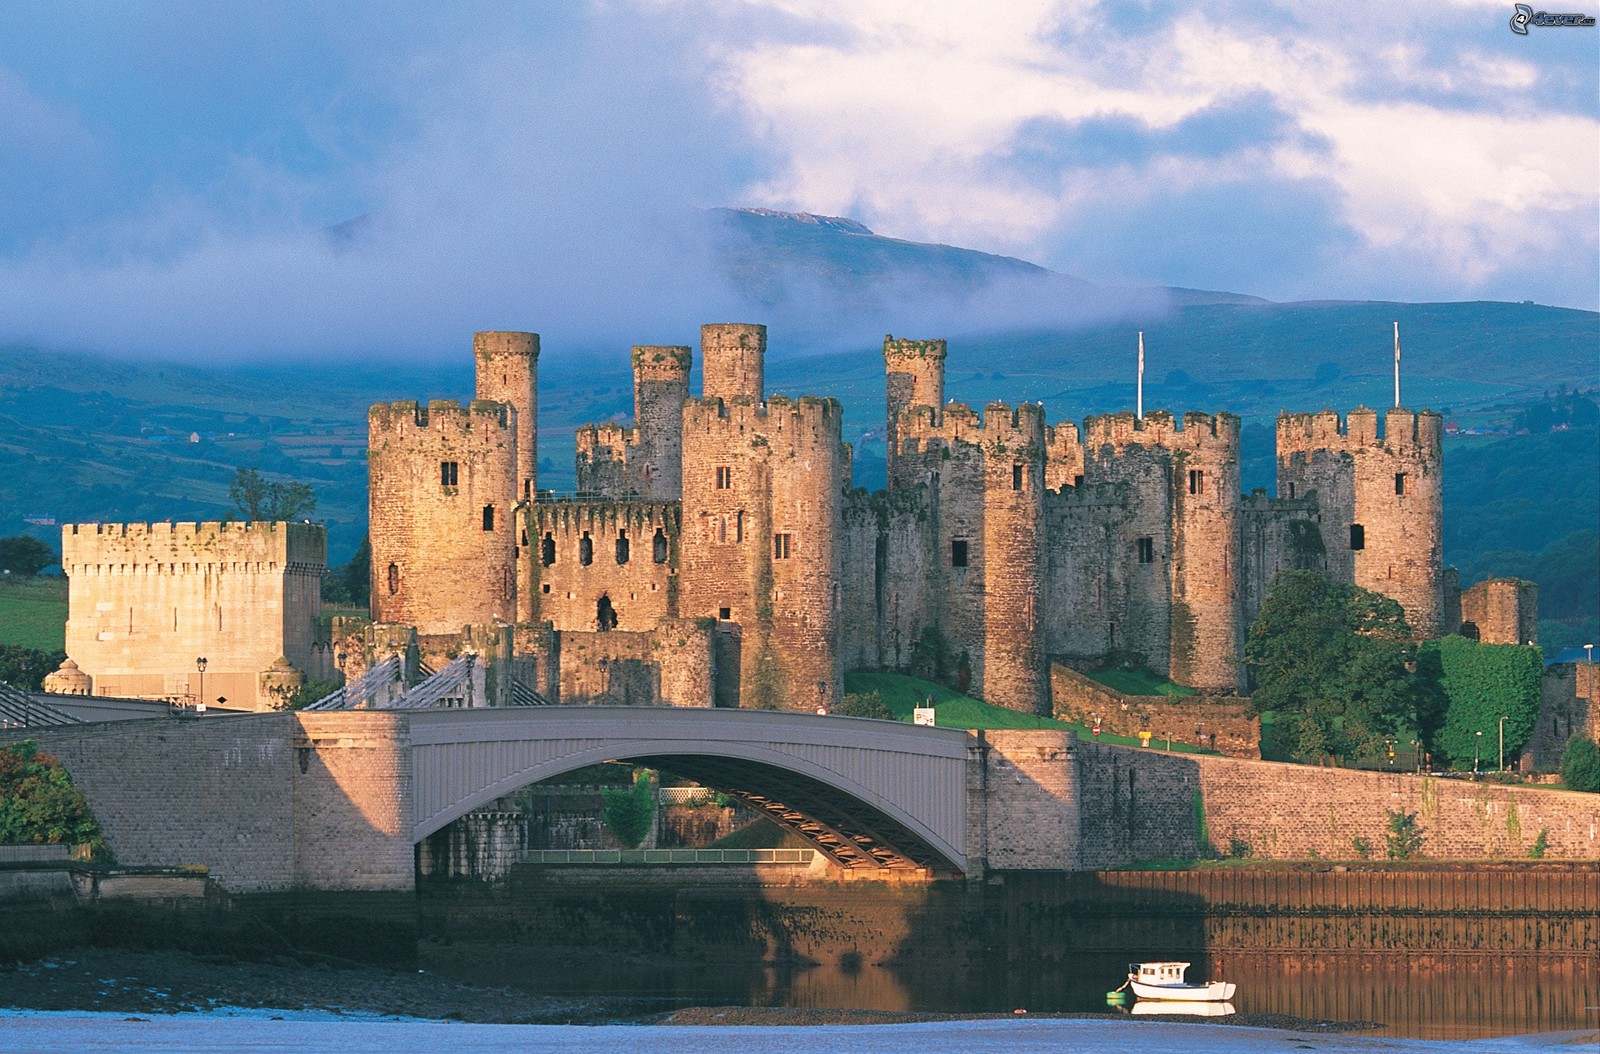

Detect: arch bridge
405,707,974,874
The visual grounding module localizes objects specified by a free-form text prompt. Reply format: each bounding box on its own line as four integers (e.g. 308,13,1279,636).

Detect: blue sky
0,1,1594,359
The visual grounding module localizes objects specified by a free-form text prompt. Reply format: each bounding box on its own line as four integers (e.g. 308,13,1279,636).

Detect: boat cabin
1129,962,1191,986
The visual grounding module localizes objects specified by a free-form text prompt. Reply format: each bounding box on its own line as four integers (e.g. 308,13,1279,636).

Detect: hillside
1,209,1593,635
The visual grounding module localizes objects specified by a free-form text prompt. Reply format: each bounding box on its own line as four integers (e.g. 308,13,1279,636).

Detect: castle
336,323,1450,716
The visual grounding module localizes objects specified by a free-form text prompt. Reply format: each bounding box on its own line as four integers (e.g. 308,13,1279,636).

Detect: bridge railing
519,848,815,867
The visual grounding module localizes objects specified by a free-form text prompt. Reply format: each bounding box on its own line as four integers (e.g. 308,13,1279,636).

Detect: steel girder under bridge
406,707,973,875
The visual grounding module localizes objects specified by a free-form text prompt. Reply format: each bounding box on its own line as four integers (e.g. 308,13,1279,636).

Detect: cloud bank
0,0,1592,362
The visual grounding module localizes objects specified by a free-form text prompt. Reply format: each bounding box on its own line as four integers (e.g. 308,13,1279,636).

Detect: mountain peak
723,207,874,236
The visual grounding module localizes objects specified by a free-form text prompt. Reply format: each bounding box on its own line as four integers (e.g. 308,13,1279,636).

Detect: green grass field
0,576,67,651
843,670,1211,752
1085,665,1196,697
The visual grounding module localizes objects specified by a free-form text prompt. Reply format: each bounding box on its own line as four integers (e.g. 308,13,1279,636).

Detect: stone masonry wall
472,331,539,502
60,521,326,709
3,714,416,894
1523,663,1599,770
1049,663,1259,758
368,399,517,634
1460,577,1539,646
529,501,678,633
292,712,414,892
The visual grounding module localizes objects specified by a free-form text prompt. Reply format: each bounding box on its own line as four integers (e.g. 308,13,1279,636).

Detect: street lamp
1586,643,1594,664
1474,730,1483,779
195,657,207,710
1498,715,1509,773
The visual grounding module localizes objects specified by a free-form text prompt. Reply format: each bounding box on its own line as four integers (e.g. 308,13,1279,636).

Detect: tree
229,468,317,522
601,769,656,849
1245,570,1426,764
1561,735,1600,792
1418,636,1542,770
836,691,893,720
0,741,101,846
0,647,67,691
0,535,56,576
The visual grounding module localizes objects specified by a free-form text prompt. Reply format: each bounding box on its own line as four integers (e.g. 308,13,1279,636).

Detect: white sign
913,708,937,727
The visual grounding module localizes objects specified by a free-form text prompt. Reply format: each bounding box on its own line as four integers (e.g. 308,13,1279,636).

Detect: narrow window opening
717,518,726,543
718,606,731,621
1350,523,1365,550
1137,537,1154,564
1394,472,1406,495
579,532,594,565
1073,474,1084,488
387,563,400,595
951,539,968,568
540,533,556,566
715,466,732,489
652,528,668,564
774,533,792,560
736,511,745,543
440,461,458,487
1287,481,1296,499
616,532,630,564
482,505,495,531
596,594,618,631
1012,463,1023,491
541,583,551,594
1189,468,1204,495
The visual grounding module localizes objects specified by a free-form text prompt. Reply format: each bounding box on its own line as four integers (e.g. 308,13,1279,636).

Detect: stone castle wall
1048,663,1260,758
1460,577,1539,646
679,395,843,710
1278,408,1444,636
976,731,1600,872
1523,663,1600,770
368,399,517,634
527,501,679,633
5,713,413,893
59,521,326,709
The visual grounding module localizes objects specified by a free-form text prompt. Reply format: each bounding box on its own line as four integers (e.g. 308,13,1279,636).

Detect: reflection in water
427,943,1597,1040
1130,1001,1236,1017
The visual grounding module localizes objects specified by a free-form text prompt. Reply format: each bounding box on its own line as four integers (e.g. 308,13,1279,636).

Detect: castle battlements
531,500,679,537
684,394,843,444
897,400,1047,455
369,398,516,433
62,520,326,571
1276,406,1443,457
631,344,692,378
1081,409,1241,454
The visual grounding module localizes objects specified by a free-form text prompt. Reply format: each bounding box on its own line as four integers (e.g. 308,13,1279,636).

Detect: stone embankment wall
4,713,413,894
976,731,1600,872
1049,663,1259,758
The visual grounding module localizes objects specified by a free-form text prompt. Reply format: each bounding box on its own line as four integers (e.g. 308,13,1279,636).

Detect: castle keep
348,324,1445,716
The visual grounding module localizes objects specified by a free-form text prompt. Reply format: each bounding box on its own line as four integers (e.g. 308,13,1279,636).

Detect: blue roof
1547,646,1597,666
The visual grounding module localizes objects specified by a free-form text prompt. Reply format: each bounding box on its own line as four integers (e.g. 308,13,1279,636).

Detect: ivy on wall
1419,636,1542,769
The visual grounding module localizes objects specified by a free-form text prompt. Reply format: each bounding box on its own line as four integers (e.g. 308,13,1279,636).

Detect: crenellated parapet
526,500,680,633
1276,406,1442,459
1082,409,1241,456
62,520,326,576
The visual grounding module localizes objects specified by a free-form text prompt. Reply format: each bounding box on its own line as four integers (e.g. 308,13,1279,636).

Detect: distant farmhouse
44,325,1575,752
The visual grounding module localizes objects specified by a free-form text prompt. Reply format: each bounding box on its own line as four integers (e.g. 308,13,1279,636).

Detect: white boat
1131,1000,1237,1017
1127,961,1237,1002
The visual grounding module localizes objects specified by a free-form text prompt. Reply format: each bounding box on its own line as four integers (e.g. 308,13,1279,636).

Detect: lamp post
1474,730,1483,779
1586,643,1594,664
1498,715,1508,773
195,657,207,711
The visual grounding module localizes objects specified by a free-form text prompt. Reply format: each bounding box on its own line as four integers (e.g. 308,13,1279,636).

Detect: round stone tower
883,335,946,491
701,323,765,402
1168,412,1243,691
473,331,539,502
632,344,692,500
368,399,518,634
979,403,1047,713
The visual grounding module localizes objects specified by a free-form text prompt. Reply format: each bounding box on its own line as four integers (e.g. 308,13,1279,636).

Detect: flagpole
1137,331,1145,421
1394,322,1401,409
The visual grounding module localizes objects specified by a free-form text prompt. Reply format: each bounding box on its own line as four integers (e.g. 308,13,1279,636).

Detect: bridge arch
405,708,972,873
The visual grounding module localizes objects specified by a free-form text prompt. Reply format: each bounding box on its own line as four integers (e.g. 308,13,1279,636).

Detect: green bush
835,691,892,720
1560,735,1600,792
1352,835,1373,860
0,741,101,846
602,769,656,849
1384,809,1424,860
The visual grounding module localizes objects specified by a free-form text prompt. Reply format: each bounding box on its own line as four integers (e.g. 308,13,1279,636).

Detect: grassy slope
1086,667,1196,697
0,576,67,651
844,670,1212,752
